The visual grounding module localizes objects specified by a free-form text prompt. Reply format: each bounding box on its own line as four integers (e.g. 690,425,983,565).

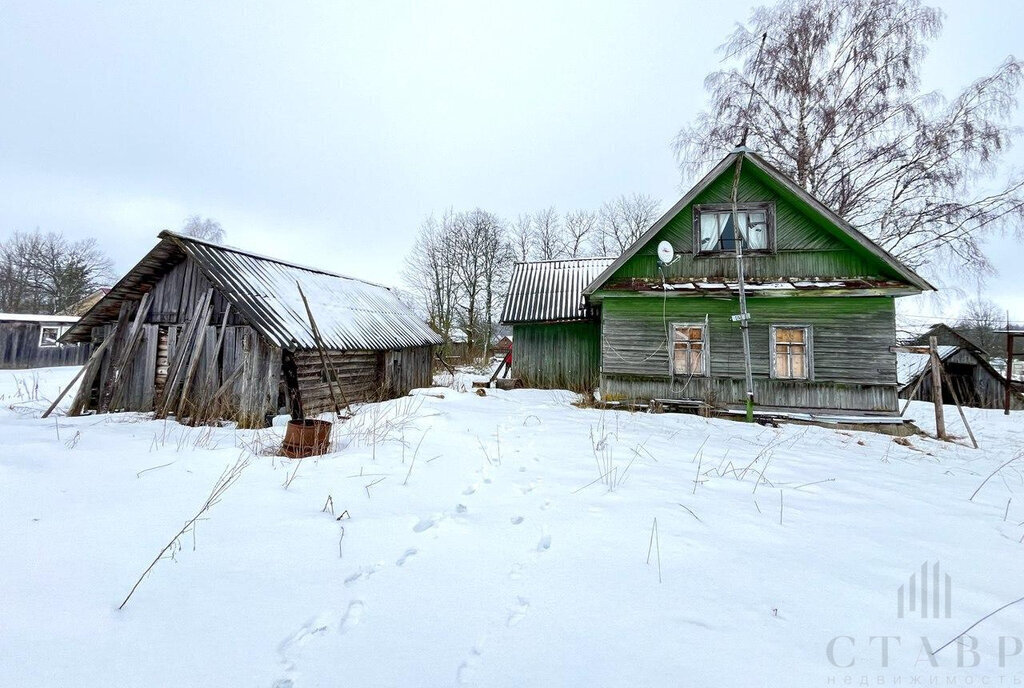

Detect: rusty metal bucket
281,419,332,458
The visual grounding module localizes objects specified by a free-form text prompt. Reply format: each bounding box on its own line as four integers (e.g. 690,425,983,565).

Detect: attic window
693,203,773,254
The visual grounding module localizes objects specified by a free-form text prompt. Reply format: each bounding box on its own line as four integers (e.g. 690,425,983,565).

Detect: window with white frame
671,323,707,376
694,204,772,254
39,325,62,347
772,326,811,379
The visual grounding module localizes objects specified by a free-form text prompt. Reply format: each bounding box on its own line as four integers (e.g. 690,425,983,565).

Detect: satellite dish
657,240,675,264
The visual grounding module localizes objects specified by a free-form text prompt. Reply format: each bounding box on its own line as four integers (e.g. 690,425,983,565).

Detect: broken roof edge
582,150,936,296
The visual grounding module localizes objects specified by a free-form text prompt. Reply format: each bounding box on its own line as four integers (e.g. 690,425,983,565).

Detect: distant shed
897,345,1024,410
500,257,614,391
61,231,442,426
0,313,91,369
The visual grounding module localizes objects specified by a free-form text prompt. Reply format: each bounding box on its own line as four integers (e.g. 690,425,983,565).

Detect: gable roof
910,323,988,354
583,149,935,295
896,345,959,389
63,231,442,351
502,257,615,324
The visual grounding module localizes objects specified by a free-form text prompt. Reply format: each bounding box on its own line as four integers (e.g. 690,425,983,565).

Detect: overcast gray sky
1,0,1021,326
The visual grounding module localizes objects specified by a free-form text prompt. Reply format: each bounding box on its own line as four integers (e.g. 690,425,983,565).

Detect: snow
0,313,79,323
896,345,958,387
3,366,1024,686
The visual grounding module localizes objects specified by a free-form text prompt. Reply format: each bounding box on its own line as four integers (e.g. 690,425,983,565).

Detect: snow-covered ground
2,366,1024,687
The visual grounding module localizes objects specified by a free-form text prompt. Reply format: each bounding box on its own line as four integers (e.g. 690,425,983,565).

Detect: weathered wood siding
900,348,1024,410
600,295,899,412
512,321,601,392
293,345,434,416
0,322,91,369
382,345,434,396
607,164,901,284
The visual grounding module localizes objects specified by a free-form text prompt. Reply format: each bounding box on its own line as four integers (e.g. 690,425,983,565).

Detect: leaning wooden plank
103,293,154,412
191,363,245,425
95,301,135,412
176,303,215,419
296,281,347,415
42,333,119,418
941,359,980,449
157,288,213,416
296,280,352,413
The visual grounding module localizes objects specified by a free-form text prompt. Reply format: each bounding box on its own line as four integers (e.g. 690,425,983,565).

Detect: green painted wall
512,321,601,392
609,163,902,284
600,295,899,412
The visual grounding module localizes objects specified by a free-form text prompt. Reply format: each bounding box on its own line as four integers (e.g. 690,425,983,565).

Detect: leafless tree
598,194,661,253
509,213,534,262
955,297,1007,354
533,206,564,260
182,215,226,243
564,209,599,258
402,213,459,344
0,230,113,314
404,208,511,358
674,0,1024,274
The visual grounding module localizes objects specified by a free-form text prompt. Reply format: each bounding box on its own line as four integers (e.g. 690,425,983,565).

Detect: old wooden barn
503,149,937,418
0,313,91,369
897,345,1024,411
59,231,442,427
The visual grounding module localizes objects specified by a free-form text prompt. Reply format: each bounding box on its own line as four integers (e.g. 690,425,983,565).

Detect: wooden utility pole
929,336,946,440
1005,311,1014,416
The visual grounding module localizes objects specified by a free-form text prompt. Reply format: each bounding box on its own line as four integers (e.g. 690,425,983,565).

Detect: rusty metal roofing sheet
501,257,615,324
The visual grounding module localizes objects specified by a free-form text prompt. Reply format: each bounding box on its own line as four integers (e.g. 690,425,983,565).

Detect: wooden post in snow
929,336,946,440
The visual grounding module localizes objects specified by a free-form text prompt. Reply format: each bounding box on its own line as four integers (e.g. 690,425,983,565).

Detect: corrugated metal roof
64,231,441,351
501,257,614,324
896,345,958,389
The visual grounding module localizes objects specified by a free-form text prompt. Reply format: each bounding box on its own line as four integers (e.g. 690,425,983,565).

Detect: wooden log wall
0,322,92,369
292,345,433,416
293,349,382,416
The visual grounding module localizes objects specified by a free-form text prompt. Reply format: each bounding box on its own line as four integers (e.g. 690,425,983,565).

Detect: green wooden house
503,149,934,416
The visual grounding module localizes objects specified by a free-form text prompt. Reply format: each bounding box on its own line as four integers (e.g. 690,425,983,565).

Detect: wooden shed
60,231,442,427
0,313,91,369
500,257,614,391
897,345,1024,410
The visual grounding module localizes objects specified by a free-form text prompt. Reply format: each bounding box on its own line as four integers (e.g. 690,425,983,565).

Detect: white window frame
38,325,63,348
692,202,775,255
770,324,813,380
670,321,709,377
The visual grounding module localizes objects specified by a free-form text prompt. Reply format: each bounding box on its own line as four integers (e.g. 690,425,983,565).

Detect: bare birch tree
533,206,564,260
564,209,599,258
509,213,534,261
674,0,1024,274
182,215,226,243
597,194,661,253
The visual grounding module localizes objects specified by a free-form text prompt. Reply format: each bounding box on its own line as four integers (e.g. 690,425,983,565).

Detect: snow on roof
896,345,958,388
501,257,615,324
0,313,79,324
64,231,442,351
